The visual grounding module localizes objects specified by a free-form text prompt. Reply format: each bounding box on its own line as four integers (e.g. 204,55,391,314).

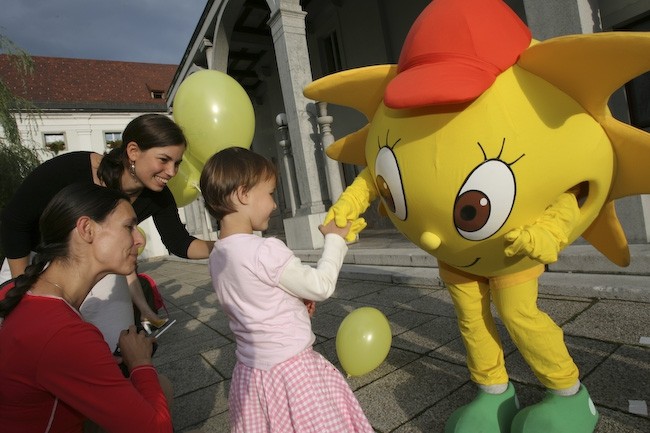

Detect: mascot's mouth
457,257,480,268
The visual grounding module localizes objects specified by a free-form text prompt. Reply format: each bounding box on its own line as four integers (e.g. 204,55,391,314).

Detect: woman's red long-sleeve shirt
0,291,172,433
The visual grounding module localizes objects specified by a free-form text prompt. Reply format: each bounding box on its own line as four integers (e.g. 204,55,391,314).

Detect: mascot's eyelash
477,138,525,166
378,130,402,150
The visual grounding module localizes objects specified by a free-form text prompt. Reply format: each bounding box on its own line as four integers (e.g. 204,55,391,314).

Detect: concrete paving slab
353,284,434,310
392,316,460,354
196,309,234,337
391,382,476,433
157,353,224,397
402,288,457,318
201,343,237,380
171,381,229,432
353,357,468,432
345,347,423,392
330,279,390,300
137,254,650,433
583,345,650,414
387,310,441,336
596,406,650,433
562,300,650,345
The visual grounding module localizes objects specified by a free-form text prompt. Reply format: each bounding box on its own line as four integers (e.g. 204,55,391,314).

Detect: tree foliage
0,35,40,146
0,35,41,260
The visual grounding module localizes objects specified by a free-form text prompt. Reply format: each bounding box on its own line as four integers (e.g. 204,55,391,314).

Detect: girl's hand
303,299,316,317
319,219,352,239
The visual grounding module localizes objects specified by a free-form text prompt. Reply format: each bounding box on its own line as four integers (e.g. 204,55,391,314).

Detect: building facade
0,55,209,259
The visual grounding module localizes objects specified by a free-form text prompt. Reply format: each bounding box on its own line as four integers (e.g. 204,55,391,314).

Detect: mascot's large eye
374,146,407,220
454,160,515,240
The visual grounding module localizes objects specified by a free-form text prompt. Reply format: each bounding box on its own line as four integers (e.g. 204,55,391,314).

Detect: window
104,132,122,150
44,133,66,154
622,16,650,130
319,30,342,75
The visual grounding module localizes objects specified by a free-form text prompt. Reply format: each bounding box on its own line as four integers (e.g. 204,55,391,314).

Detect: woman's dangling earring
129,160,137,178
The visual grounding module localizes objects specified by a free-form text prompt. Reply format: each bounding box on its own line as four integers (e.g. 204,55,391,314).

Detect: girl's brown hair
200,147,277,220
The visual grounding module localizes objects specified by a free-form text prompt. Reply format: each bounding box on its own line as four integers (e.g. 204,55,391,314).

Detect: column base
283,212,328,250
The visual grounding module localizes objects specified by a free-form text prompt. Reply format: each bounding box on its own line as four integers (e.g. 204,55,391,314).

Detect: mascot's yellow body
304,1,650,432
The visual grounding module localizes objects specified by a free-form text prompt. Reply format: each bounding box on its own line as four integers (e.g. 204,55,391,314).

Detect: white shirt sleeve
278,234,348,301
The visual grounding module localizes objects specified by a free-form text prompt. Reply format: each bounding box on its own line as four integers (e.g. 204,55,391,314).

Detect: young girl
199,147,374,433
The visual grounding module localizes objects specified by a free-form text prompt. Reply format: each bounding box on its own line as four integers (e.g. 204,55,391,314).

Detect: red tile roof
0,55,177,112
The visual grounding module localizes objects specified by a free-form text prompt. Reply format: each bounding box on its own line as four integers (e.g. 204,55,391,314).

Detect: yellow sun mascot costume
303,0,650,432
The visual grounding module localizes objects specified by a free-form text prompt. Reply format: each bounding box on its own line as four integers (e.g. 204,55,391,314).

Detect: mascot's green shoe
511,384,598,433
445,383,520,433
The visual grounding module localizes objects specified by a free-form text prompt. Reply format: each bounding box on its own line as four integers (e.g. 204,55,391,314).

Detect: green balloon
173,69,255,165
167,152,202,208
336,307,392,376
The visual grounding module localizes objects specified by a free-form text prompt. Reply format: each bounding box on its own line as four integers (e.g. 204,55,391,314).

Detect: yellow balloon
336,307,392,376
136,226,147,256
168,153,202,207
173,69,255,165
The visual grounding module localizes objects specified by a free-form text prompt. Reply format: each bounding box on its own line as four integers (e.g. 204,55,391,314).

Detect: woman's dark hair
97,113,187,190
0,183,129,318
200,147,277,220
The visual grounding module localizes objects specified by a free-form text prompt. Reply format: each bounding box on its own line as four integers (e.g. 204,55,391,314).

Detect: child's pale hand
319,219,352,238
303,299,316,317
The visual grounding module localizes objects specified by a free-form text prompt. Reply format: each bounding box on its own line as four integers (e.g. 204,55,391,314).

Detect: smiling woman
0,114,215,352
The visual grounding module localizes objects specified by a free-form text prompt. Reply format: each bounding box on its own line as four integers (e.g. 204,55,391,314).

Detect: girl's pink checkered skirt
229,347,374,432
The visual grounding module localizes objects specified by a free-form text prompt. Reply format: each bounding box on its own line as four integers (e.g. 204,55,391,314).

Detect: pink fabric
229,348,373,433
209,234,314,370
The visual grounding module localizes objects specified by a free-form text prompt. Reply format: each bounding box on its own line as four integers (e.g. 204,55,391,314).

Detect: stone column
276,113,300,216
316,101,344,203
268,1,328,249
521,0,600,38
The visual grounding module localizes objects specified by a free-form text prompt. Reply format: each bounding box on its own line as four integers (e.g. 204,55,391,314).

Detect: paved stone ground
139,256,650,433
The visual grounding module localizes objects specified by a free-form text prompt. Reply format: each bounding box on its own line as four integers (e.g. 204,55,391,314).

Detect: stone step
295,242,650,276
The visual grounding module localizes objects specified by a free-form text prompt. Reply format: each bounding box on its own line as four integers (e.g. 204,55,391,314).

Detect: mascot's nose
420,232,441,251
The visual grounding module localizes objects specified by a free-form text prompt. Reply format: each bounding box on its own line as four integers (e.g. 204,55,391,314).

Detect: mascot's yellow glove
324,168,377,242
504,192,580,264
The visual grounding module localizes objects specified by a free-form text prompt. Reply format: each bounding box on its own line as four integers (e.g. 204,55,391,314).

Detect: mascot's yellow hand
324,167,377,237
324,197,359,228
323,209,367,242
504,225,562,263
346,217,367,242
504,192,580,264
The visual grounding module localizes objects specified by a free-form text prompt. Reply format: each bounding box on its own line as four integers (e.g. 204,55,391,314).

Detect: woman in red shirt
0,183,172,433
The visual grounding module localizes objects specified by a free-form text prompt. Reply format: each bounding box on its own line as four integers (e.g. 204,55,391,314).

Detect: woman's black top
0,151,196,259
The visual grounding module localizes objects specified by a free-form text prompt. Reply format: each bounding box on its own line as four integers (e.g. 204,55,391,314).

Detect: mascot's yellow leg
492,277,598,433
446,277,508,385
443,269,520,433
491,277,578,389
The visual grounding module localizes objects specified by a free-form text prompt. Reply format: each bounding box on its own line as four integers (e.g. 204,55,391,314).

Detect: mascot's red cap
384,0,531,108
